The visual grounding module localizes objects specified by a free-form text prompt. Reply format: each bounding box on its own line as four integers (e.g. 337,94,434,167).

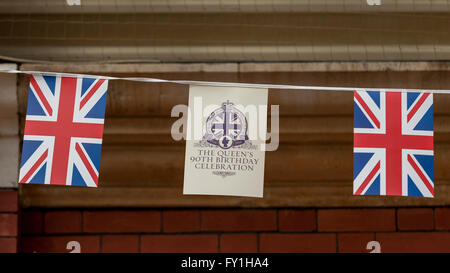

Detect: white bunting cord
2,69,450,94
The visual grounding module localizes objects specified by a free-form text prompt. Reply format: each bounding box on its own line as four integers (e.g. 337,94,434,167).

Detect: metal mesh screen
0,0,449,63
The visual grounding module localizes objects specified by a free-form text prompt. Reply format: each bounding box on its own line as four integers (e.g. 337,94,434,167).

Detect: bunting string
2,68,450,94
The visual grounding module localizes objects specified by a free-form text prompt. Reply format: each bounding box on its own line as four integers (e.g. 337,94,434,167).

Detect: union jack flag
19,75,108,187
353,89,434,197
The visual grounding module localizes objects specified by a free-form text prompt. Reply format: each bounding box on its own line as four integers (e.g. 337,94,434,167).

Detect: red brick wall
0,189,18,253
19,208,450,253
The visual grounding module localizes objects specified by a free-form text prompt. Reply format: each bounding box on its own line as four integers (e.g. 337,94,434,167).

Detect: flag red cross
354,92,433,196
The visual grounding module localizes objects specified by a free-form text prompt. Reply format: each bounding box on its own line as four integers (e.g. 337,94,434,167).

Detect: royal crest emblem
204,100,249,149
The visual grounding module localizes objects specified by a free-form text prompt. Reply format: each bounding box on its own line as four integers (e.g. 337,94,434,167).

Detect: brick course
278,209,316,232
163,210,200,233
220,234,258,253
397,208,434,231
338,233,375,253
435,208,450,230
318,209,396,232
83,210,161,233
0,190,18,212
0,238,17,253
141,235,218,253
260,233,336,253
0,190,18,253
17,207,450,253
201,209,277,232
21,211,43,234
44,211,82,234
0,213,17,236
101,235,140,253
377,232,450,253
22,236,100,253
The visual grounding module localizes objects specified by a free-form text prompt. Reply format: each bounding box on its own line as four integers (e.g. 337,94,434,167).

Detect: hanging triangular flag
353,89,434,197
19,74,108,187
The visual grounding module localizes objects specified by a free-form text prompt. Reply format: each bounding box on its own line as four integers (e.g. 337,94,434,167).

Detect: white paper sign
183,85,268,197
